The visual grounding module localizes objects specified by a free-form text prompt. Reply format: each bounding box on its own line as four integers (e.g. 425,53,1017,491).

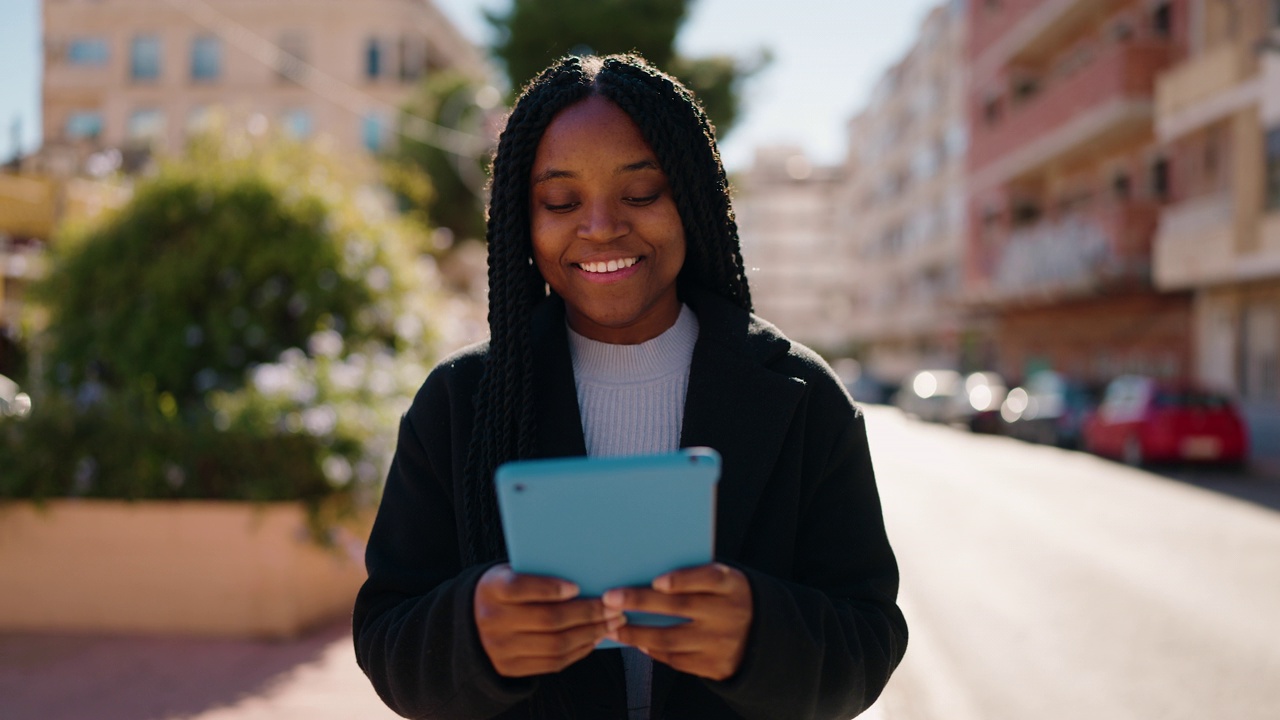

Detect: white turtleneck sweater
566,303,699,720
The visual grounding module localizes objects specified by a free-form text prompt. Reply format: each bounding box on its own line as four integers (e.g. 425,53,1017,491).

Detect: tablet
494,447,720,647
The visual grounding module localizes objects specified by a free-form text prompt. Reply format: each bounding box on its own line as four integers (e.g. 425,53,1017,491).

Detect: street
3,405,1278,720
866,405,1280,720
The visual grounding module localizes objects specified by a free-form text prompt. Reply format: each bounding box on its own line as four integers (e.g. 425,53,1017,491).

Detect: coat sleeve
352,366,539,719
707,395,908,719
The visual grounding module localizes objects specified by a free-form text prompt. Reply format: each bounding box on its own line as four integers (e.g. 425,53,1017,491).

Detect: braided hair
462,54,753,565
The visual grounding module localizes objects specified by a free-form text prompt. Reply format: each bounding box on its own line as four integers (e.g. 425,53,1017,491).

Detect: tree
36,124,431,410
486,0,768,138
387,71,501,245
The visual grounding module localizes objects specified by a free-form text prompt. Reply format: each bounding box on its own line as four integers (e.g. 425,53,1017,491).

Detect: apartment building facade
41,0,489,172
735,146,850,352
840,1,971,385
1153,0,1280,414
965,0,1194,387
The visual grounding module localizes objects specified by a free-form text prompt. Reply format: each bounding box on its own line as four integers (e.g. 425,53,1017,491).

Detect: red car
1082,375,1249,466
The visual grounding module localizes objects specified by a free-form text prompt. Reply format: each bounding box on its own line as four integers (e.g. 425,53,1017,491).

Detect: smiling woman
352,53,907,720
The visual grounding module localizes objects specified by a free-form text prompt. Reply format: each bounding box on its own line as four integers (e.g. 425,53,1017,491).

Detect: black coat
353,287,908,719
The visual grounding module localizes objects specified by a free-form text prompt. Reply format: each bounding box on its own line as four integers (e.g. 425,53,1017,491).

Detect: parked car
999,371,1100,448
1081,375,1248,466
0,373,32,419
895,369,1007,432
959,371,1008,434
894,369,961,423
831,358,892,405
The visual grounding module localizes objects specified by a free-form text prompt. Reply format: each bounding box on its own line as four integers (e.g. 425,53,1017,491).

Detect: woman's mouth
576,257,640,274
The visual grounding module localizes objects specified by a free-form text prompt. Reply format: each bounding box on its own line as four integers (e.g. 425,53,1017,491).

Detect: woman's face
529,95,686,345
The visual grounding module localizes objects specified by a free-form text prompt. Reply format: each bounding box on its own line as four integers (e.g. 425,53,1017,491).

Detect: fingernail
653,575,672,592
560,583,579,599
602,589,622,608
607,616,626,632
604,606,623,621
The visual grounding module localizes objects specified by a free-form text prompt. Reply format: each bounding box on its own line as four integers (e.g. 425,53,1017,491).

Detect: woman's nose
577,200,627,242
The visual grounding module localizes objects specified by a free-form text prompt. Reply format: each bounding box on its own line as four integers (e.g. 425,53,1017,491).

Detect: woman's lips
573,256,643,283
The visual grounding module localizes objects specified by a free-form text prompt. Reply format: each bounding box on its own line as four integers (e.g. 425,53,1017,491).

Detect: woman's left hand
602,562,753,681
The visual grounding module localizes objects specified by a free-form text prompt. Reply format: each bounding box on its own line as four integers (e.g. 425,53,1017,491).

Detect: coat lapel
679,288,805,561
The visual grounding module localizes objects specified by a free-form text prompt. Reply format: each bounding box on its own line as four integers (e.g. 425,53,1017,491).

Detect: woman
353,53,907,720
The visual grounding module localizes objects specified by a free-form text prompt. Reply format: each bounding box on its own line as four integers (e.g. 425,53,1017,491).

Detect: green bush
3,126,446,531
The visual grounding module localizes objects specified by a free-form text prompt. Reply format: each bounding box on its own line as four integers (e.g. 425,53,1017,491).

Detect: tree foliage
37,127,426,410
486,0,768,137
387,71,498,244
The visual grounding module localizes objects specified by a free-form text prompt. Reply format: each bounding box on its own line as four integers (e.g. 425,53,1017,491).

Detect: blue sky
0,0,943,170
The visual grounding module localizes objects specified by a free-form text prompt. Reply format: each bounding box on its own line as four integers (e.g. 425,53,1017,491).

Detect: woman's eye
624,193,660,206
543,201,578,213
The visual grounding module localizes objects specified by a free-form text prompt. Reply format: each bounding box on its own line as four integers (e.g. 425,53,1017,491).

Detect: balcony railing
970,202,1159,304
970,40,1173,181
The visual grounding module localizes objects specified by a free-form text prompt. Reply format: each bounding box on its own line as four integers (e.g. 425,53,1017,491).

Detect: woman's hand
603,563,753,681
474,564,623,677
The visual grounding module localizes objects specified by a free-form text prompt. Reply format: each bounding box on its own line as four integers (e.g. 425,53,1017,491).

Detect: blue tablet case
494,447,720,648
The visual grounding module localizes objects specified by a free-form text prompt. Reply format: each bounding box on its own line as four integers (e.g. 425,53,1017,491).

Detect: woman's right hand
473,563,623,677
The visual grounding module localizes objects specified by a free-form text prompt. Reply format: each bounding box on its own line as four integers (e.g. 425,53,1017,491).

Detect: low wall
0,500,368,638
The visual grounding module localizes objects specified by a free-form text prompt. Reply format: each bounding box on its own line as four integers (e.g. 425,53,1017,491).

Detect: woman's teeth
578,257,638,273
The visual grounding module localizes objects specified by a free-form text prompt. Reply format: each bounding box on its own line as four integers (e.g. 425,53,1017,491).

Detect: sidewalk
0,619,399,720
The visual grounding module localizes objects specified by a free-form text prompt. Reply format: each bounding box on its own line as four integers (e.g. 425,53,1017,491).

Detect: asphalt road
865,405,1280,720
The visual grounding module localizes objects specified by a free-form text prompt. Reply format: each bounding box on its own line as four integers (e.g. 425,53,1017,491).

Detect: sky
0,0,943,171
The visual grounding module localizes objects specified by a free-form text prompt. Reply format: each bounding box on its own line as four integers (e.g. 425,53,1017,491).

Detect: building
40,0,489,172
1152,0,1280,453
840,1,971,385
735,146,850,352
965,0,1193,387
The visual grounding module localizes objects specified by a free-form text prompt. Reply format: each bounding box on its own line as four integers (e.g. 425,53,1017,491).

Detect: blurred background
2,1,1279,719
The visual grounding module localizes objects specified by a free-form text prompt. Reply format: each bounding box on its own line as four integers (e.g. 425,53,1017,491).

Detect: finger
492,616,623,676
642,648,738,682
652,563,738,594
503,598,616,633
603,587,706,620
482,565,580,603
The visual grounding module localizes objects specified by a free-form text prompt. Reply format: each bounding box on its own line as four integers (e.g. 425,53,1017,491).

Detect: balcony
970,40,1172,188
1154,195,1280,288
969,202,1159,305
1155,41,1260,142
972,0,1115,80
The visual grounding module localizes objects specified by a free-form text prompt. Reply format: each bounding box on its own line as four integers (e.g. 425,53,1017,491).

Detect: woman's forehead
531,96,659,176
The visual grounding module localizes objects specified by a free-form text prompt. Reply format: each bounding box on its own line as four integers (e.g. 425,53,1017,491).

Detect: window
127,109,165,145
399,35,426,82
1152,3,1173,37
1112,171,1131,199
190,35,221,81
67,38,109,66
130,35,161,81
1151,157,1170,200
982,95,1002,126
365,38,383,79
362,113,387,152
277,32,308,82
283,108,313,139
65,111,104,140
1266,127,1280,211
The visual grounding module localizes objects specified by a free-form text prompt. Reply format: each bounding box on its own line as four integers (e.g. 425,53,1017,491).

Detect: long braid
461,54,753,565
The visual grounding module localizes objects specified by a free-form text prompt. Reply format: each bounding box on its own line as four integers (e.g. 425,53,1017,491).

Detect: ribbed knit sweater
566,303,699,720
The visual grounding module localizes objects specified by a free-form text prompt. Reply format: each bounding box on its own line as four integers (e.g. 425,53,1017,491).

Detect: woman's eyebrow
617,159,659,175
531,159,661,185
